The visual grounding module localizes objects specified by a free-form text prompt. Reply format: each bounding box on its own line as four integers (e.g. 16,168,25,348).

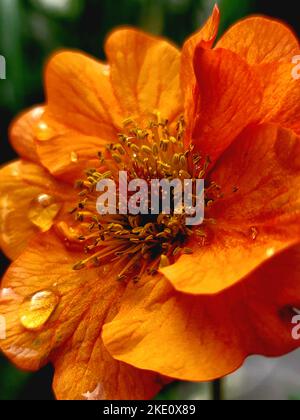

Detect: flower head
1,5,300,400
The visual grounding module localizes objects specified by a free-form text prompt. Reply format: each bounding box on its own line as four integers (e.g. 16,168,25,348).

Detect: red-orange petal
217,17,300,136
191,47,262,163
0,160,72,260
10,106,44,163
217,16,299,64
105,28,182,124
181,5,220,140
103,246,300,381
36,51,123,182
258,61,300,135
0,232,164,400
162,124,300,295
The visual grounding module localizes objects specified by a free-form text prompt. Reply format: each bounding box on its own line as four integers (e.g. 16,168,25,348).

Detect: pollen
71,113,221,282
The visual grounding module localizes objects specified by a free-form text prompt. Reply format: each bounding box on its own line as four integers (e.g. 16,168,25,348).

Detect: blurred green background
0,0,300,400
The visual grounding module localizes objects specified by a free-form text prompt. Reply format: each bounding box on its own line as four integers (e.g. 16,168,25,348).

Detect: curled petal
191,47,262,163
181,5,220,140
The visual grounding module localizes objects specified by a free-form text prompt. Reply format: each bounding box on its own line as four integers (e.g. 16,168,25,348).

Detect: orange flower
1,5,300,400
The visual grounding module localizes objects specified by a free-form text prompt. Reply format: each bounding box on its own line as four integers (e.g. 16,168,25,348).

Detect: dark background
0,0,299,400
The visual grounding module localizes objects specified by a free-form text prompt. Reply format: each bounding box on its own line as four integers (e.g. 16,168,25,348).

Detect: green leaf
0,358,31,400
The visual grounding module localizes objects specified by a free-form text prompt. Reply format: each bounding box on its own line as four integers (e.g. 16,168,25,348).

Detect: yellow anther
114,144,126,155
172,153,180,166
173,247,182,256
179,170,191,179
123,117,135,127
73,261,85,271
152,144,159,156
112,154,122,164
141,145,153,156
179,155,187,169
159,255,170,268
130,144,140,154
160,139,169,152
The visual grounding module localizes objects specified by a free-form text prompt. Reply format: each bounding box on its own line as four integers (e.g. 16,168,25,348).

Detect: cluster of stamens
70,114,222,282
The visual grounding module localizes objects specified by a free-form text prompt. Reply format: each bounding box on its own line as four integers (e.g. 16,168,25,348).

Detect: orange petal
162,124,300,294
181,5,220,139
105,28,182,123
36,120,107,183
10,106,44,163
258,61,300,135
103,246,300,381
0,160,72,260
37,51,123,182
0,232,164,400
191,47,262,163
217,17,300,136
53,318,166,400
217,16,299,64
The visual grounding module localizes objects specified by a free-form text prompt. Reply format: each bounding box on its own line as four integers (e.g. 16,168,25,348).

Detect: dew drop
36,121,50,141
0,288,19,302
266,247,275,258
28,194,61,232
70,151,78,163
37,193,53,207
102,65,110,77
19,290,59,331
32,107,44,119
159,255,170,268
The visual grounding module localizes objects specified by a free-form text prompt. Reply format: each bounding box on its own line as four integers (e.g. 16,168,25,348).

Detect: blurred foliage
0,0,299,400
0,359,30,400
0,0,256,114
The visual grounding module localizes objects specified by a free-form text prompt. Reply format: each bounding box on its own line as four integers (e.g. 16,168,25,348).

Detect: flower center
71,114,221,282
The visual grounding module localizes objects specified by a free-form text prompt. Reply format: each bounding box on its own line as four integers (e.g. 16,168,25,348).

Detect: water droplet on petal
19,290,59,331
37,193,53,207
28,194,61,232
0,288,19,302
70,151,78,163
32,107,44,119
102,65,110,77
249,226,258,240
36,121,54,141
159,255,170,268
266,247,275,258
